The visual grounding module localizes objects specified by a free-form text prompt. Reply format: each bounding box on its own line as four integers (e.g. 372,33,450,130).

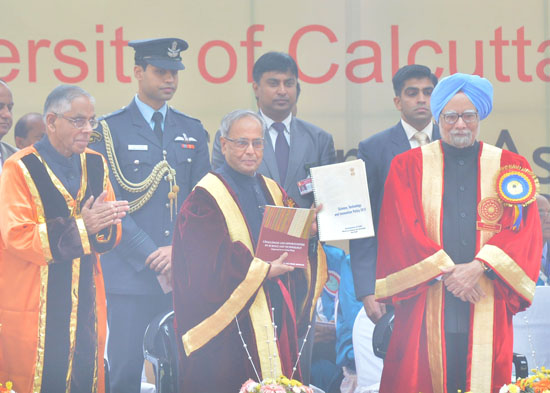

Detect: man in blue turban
374,73,542,393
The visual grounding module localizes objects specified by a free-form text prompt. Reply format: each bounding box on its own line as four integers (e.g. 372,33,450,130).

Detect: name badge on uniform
297,177,313,196
128,145,148,151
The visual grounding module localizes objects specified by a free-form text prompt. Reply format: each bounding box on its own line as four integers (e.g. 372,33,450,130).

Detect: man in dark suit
211,52,336,209
90,38,210,393
0,80,17,171
350,64,439,323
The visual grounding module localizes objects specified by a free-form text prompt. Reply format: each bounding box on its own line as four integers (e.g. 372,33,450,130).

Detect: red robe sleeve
475,153,542,313
375,148,454,303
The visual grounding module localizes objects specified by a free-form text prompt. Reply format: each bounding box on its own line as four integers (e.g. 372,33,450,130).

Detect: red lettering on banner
512,27,533,82
3,23,550,84
198,40,237,83
490,27,511,82
110,27,130,83
0,39,20,82
96,24,105,82
345,40,382,83
407,40,444,78
391,25,400,76
54,40,88,83
240,25,264,83
289,25,338,84
536,40,550,82
449,40,484,76
28,40,51,82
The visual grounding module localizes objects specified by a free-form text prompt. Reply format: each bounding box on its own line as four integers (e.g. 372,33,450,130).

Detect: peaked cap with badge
129,38,188,70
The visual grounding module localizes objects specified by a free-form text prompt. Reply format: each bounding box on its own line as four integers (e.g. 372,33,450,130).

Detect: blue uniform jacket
90,99,211,295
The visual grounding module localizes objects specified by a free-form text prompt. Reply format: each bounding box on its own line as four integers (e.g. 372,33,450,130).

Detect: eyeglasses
224,137,265,151
441,111,479,125
56,113,98,129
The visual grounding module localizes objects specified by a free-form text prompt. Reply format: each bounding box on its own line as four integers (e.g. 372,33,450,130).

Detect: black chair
104,358,111,393
371,309,529,379
143,310,178,393
513,352,529,379
372,309,394,359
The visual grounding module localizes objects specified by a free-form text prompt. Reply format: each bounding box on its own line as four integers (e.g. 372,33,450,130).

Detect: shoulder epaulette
168,106,202,123
99,106,127,121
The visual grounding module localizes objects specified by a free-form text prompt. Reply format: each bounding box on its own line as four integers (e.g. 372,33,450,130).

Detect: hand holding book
256,206,316,268
266,252,295,279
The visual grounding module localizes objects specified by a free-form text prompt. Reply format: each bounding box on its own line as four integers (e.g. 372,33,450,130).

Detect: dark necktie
273,122,289,184
152,111,163,144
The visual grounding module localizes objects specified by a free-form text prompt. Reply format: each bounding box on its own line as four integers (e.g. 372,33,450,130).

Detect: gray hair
43,85,95,121
219,109,265,138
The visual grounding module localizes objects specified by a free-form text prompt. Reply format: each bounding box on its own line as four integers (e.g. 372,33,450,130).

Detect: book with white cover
310,159,374,241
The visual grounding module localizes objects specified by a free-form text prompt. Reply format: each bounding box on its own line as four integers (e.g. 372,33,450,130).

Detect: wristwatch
478,260,495,278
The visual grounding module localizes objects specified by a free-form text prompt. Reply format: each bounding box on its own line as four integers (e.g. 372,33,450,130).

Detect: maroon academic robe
171,172,326,393
375,141,541,393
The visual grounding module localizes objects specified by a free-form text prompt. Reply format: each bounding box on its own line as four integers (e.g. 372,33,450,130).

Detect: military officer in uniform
90,38,211,393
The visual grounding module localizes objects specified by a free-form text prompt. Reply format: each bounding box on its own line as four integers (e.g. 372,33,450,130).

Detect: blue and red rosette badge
496,166,539,231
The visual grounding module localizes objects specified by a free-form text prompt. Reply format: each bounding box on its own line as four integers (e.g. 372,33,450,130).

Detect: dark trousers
445,332,469,393
106,293,172,393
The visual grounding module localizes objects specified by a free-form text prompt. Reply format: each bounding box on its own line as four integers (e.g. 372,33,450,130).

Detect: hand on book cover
267,252,294,279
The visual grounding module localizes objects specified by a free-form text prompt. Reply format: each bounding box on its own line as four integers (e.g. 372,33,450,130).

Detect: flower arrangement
0,381,14,393
498,367,550,393
240,376,314,393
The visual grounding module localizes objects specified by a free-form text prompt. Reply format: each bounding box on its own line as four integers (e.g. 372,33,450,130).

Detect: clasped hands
81,190,129,235
441,259,487,304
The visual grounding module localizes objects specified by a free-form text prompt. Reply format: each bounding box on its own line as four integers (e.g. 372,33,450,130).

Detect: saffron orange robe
375,141,541,393
172,172,326,393
0,147,121,393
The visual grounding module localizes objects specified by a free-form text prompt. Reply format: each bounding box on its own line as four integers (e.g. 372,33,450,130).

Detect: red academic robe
375,142,541,393
0,147,121,393
171,172,326,393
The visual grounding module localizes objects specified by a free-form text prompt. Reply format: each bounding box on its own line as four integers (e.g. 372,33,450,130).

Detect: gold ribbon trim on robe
65,258,82,393
421,142,446,393
17,156,53,392
375,249,454,300
18,159,53,263
182,173,283,379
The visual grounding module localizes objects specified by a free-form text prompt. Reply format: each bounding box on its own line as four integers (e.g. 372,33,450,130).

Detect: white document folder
310,159,374,241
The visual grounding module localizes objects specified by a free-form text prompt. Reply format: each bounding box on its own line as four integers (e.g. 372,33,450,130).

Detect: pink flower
260,384,286,393
239,379,259,393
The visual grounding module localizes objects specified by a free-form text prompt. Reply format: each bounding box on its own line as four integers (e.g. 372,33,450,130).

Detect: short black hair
252,52,298,83
135,59,149,70
392,65,438,96
14,113,42,138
